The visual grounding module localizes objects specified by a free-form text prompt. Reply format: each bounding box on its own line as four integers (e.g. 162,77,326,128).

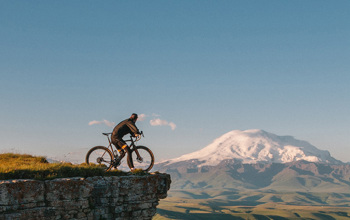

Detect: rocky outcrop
0,173,171,220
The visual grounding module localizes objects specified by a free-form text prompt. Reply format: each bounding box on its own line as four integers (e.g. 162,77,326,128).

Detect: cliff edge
0,173,171,220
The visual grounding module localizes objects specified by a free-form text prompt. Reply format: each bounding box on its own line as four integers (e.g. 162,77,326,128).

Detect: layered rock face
0,173,171,220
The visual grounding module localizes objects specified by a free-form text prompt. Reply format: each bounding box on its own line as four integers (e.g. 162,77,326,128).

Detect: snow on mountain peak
165,129,340,166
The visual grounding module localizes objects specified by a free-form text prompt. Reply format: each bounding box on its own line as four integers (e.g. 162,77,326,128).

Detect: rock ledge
0,173,171,220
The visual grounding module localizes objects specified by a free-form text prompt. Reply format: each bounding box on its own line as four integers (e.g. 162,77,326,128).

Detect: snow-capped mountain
162,129,341,166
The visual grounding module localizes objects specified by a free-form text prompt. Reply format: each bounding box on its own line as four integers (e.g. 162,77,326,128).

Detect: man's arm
126,121,140,136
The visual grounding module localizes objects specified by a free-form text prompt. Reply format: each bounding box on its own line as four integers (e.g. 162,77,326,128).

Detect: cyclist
111,113,140,170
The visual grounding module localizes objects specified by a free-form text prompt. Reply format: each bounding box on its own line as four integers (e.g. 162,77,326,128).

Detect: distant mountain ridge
156,160,350,191
154,129,349,192
161,129,342,166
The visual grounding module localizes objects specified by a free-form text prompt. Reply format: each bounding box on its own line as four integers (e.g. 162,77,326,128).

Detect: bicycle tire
85,146,114,171
128,146,154,172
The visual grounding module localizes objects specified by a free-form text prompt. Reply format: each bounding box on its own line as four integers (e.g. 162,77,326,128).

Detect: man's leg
117,139,134,170
116,139,134,169
122,145,134,169
115,139,126,154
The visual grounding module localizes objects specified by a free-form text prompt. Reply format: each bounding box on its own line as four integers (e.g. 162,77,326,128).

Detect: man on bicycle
111,113,140,170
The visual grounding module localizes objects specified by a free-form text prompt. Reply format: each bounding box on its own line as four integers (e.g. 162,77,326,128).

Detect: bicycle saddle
102,133,112,136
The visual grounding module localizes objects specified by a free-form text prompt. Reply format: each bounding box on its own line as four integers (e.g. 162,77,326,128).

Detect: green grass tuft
0,153,148,180
130,168,148,176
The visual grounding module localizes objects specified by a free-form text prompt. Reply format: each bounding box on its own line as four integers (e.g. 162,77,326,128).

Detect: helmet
130,113,138,120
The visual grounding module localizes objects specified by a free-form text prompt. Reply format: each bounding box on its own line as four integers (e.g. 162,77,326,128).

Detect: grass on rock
0,153,147,180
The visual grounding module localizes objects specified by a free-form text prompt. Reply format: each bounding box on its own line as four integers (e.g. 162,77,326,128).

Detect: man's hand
134,133,140,137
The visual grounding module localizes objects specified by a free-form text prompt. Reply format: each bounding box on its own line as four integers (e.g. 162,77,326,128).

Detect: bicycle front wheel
85,146,113,171
128,146,154,172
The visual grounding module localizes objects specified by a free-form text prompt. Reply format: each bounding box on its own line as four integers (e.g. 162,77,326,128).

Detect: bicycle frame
102,133,115,155
103,133,141,160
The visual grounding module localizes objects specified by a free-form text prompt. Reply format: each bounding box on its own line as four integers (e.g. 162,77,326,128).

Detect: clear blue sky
1,1,349,163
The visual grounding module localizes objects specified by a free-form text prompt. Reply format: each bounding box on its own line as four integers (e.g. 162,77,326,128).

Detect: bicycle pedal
113,159,121,167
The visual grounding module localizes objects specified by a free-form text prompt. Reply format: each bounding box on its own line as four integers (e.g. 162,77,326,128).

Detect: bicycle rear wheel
85,146,113,171
128,146,154,172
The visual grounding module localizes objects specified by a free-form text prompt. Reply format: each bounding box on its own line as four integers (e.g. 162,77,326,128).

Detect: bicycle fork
133,148,143,163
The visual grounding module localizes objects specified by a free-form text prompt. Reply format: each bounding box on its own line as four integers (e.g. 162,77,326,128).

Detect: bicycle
85,131,154,172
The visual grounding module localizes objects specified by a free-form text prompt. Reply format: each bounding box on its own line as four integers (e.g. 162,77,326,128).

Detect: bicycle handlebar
129,131,144,142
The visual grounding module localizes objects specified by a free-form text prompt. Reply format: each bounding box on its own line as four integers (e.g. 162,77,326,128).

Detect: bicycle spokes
96,157,103,164
136,156,143,163
86,146,113,171
97,156,111,164
130,146,154,171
